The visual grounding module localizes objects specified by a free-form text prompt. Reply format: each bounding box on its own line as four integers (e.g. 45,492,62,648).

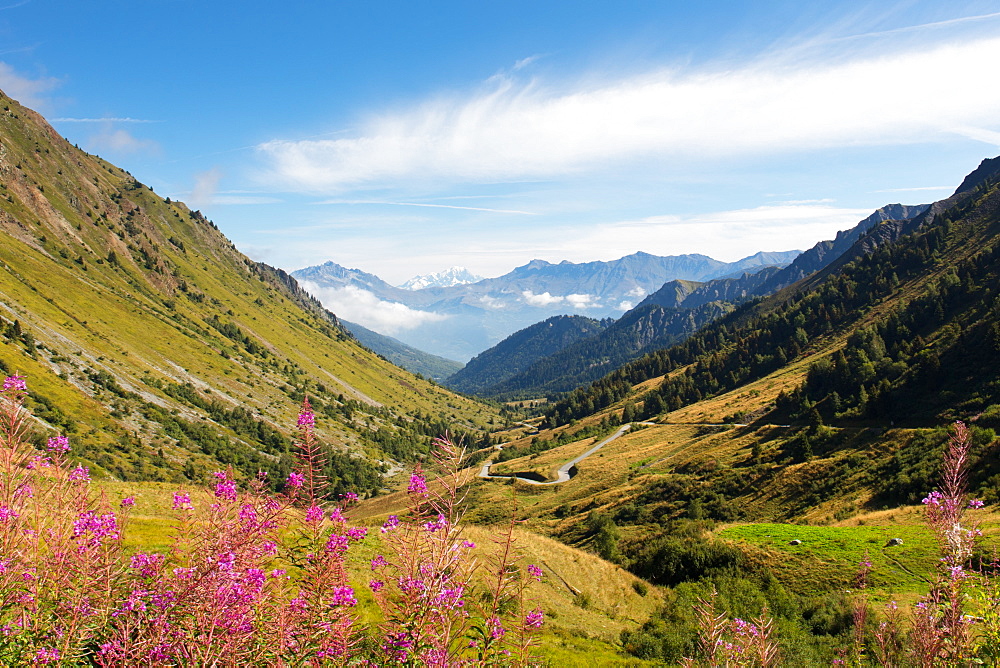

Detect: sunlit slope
0,90,497,486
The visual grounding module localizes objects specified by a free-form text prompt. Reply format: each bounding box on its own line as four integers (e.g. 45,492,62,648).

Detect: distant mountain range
443,202,930,398
293,250,801,362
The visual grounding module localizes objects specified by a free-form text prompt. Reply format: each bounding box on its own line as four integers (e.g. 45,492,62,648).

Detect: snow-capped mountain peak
400,267,485,290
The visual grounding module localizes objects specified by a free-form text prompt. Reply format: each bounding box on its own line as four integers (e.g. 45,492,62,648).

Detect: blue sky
3,0,1000,285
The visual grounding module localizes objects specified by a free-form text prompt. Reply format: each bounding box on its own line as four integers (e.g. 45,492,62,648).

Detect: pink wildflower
46,435,70,453
297,401,315,429
120,496,135,508
305,505,324,523
369,579,385,592
969,499,985,509
527,564,543,581
488,616,505,639
330,586,357,606
408,471,428,496
286,471,305,489
0,507,19,522
172,491,192,510
371,554,388,570
68,466,90,483
3,375,26,392
381,515,399,533
213,472,238,501
346,526,367,541
35,647,59,664
525,608,544,629
423,513,447,533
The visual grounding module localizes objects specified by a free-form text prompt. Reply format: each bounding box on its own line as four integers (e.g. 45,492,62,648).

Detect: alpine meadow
4,4,1000,666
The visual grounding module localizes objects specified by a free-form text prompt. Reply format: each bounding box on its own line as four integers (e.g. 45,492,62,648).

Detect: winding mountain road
478,424,632,486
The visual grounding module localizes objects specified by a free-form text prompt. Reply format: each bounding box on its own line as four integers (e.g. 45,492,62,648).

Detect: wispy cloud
874,185,951,193
86,127,160,156
557,204,873,263
951,125,1000,147
256,36,1000,192
0,62,59,110
316,199,537,215
188,168,223,209
52,117,160,123
827,10,1000,43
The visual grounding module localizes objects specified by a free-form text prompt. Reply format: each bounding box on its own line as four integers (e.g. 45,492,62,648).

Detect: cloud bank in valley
299,281,447,335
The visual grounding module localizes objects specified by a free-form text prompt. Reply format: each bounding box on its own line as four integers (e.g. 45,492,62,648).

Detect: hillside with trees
0,89,497,497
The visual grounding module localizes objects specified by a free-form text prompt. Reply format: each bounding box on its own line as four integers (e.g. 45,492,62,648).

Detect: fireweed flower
0,507,19,522
286,471,305,488
525,608,544,629
213,472,238,501
371,555,388,570
969,499,985,509
462,540,476,549
330,586,357,607
46,435,70,453
527,564,543,581
329,507,345,523
305,505,324,523
68,466,91,483
35,647,60,664
120,496,135,508
408,471,428,496
922,490,944,506
423,513,448,533
3,375,26,392
172,492,192,510
488,616,506,639
381,515,399,533
369,579,385,592
346,526,367,541
297,403,315,429
130,553,164,578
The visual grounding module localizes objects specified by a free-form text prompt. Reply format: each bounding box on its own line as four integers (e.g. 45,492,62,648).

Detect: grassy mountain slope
418,156,1000,603
453,206,928,403
0,90,497,491
542,160,1000,431
444,314,610,395
339,319,463,381
479,301,732,399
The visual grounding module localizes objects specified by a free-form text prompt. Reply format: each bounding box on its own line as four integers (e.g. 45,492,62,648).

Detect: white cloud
0,62,59,111
618,300,635,311
478,295,508,310
566,294,597,309
558,203,873,264
299,282,447,335
87,127,159,156
189,168,223,209
951,125,1000,148
256,36,1000,191
626,286,647,298
521,290,563,306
